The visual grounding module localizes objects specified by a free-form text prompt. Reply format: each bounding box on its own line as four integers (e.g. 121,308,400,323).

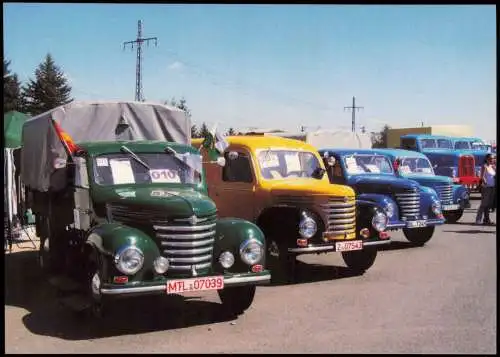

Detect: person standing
475,154,496,225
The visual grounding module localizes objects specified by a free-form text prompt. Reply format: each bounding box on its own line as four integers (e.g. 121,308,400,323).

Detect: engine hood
347,174,419,194
262,178,355,197
96,185,217,217
401,174,453,187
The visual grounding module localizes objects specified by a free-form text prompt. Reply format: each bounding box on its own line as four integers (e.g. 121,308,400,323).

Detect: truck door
209,149,256,221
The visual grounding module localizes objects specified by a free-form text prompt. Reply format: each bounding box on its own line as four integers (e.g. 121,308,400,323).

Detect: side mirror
216,157,226,167
312,167,326,180
227,151,239,160
322,152,336,166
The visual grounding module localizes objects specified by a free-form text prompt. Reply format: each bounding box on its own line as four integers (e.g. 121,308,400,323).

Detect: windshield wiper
120,145,151,170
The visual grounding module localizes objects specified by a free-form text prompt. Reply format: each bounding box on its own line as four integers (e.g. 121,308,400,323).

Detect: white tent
263,129,372,149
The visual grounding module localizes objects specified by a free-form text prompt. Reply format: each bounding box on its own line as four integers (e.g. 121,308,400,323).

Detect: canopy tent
4,111,30,148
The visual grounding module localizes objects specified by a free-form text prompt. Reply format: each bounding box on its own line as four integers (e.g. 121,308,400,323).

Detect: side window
401,138,416,150
222,152,253,183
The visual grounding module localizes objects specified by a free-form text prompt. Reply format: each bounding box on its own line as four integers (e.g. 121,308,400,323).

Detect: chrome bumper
387,218,445,229
100,273,271,296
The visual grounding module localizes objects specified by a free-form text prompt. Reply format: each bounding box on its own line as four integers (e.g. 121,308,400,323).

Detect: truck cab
193,135,391,283
451,137,490,178
318,148,445,246
399,134,479,191
376,148,471,223
21,101,270,318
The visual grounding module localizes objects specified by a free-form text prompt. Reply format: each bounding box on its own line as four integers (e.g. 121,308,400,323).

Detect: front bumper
99,271,270,296
387,218,445,230
288,237,391,254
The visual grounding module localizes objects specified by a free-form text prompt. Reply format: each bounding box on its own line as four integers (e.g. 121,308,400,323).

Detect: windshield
343,154,394,175
93,152,203,186
471,142,487,151
437,139,453,149
256,149,321,180
420,139,437,149
454,141,470,150
398,157,435,176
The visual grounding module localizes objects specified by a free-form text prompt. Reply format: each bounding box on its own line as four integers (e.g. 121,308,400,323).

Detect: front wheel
403,226,435,246
341,247,377,274
443,210,464,224
218,285,256,316
266,239,296,284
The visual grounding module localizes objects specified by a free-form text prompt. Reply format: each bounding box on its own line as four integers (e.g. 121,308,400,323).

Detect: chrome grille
394,189,420,218
108,204,216,273
435,184,453,205
320,197,356,236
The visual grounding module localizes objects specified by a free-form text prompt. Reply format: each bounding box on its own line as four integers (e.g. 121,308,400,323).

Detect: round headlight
114,246,144,275
384,201,396,218
431,200,442,215
371,211,388,232
239,239,263,266
153,256,169,274
219,251,235,269
299,214,317,239
462,191,469,200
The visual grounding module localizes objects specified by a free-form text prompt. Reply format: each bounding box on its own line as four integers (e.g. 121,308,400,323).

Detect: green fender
213,218,267,273
86,223,160,283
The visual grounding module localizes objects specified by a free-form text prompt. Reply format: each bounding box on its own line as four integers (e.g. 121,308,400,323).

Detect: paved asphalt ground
4,196,497,354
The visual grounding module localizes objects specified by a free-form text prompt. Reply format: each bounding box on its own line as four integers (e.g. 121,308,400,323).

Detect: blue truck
451,136,491,178
399,134,479,191
318,148,445,246
377,148,471,223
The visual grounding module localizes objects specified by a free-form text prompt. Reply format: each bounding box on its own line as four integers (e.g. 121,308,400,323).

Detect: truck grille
459,155,475,177
435,184,453,205
394,188,420,218
108,204,216,273
320,197,356,236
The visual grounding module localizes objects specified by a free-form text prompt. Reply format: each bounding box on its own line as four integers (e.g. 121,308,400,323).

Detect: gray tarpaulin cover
21,101,191,192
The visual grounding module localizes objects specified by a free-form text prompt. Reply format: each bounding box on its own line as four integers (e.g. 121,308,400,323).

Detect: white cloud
168,61,184,71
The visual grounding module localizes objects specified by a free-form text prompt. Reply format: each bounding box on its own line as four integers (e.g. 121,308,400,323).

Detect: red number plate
166,276,224,294
335,240,363,252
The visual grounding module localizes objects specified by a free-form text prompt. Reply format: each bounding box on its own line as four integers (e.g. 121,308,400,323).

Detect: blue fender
452,184,470,209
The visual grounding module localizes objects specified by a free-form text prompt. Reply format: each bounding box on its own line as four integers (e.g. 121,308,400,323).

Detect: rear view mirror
216,157,226,167
227,151,239,160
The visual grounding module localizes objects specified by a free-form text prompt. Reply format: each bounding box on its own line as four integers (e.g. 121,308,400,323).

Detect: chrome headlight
371,211,388,232
219,251,235,269
114,246,144,275
153,256,169,274
299,213,317,239
461,191,469,200
431,200,442,215
384,201,396,218
239,239,263,266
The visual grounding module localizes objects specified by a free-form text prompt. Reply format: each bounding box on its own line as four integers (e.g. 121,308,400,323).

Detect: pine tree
199,122,210,138
191,124,199,138
3,59,23,113
22,53,73,116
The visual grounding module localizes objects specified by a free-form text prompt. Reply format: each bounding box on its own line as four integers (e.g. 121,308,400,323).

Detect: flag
211,123,229,154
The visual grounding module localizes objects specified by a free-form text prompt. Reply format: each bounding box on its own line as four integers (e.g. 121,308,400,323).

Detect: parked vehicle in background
193,135,391,283
318,148,445,246
377,149,471,223
450,137,491,178
399,134,479,191
20,101,270,318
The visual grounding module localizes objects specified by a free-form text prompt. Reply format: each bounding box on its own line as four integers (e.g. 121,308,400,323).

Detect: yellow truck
193,135,391,283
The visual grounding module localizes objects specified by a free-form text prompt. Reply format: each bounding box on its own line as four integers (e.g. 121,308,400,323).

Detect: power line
123,20,158,102
344,96,364,133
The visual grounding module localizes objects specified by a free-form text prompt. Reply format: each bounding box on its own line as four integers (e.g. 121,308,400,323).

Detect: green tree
371,124,391,148
226,127,236,136
191,124,200,138
22,53,72,116
164,97,199,137
199,122,210,139
3,59,23,113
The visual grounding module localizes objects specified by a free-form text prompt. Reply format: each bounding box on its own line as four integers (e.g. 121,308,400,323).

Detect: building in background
386,125,474,148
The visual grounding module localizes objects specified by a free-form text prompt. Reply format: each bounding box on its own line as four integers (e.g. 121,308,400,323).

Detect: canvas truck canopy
21,101,191,192
306,130,372,149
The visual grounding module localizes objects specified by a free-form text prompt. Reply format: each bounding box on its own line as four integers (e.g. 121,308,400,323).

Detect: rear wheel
218,285,256,316
341,247,377,274
443,210,464,223
403,226,435,246
266,239,296,284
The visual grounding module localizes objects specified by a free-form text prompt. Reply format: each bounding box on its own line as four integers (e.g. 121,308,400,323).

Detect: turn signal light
296,239,308,247
379,231,390,240
113,276,129,284
359,228,371,238
251,264,263,273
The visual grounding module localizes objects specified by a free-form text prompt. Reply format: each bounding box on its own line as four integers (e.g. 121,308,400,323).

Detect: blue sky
3,4,497,141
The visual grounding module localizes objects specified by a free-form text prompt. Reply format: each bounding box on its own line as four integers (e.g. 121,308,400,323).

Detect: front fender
86,223,160,282
420,185,438,198
213,218,266,274
452,184,470,208
357,193,399,221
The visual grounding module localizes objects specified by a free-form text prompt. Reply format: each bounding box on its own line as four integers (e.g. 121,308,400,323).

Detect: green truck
20,101,270,318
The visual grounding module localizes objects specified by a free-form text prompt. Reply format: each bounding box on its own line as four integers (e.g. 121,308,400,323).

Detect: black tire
218,285,256,316
85,251,107,319
266,239,296,284
443,210,464,224
403,226,435,246
341,247,377,274
38,237,57,275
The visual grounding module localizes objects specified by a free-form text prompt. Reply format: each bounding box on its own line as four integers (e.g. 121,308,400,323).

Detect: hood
262,178,355,197
98,185,217,217
401,174,452,187
347,174,419,194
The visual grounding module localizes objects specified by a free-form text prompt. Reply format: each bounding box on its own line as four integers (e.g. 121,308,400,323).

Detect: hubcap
268,241,279,258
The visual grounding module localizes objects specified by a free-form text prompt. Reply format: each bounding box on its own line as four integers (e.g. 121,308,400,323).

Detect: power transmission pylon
344,96,364,133
123,20,158,102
